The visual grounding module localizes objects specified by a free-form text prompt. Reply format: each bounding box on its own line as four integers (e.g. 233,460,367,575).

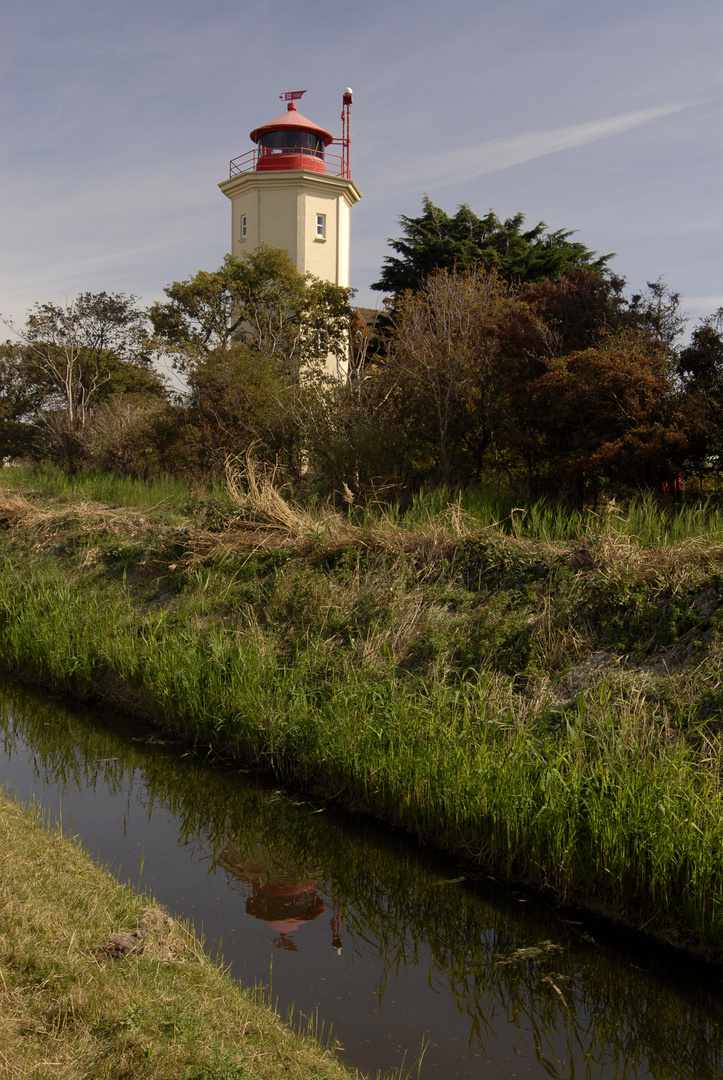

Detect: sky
2,0,722,336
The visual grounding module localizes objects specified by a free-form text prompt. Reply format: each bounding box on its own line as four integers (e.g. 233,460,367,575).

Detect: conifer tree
372,197,612,295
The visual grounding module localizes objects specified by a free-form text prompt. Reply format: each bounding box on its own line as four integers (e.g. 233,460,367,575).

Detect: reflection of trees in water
3,681,722,1079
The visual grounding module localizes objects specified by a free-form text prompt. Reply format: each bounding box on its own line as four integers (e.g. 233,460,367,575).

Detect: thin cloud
15,234,215,283
684,295,723,313
381,101,694,188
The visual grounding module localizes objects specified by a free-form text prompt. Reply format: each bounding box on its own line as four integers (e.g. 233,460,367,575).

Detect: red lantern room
220,88,361,329
249,98,334,174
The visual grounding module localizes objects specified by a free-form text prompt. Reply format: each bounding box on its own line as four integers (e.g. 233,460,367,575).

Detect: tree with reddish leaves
519,268,629,356
509,331,685,503
368,266,690,498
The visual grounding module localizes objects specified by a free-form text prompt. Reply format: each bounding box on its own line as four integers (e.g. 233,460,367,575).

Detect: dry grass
218,455,478,559
6,462,723,591
225,455,314,534
0,489,57,529
0,486,152,546
567,531,723,590
156,456,471,571
1,464,462,565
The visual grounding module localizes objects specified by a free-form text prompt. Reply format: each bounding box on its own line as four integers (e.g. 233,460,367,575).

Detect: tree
184,344,296,468
361,263,692,498
82,395,172,478
2,293,164,470
678,309,723,390
676,309,723,476
150,246,351,372
519,268,629,356
627,279,687,352
508,331,683,501
0,342,42,459
372,197,612,295
373,268,531,486
150,247,353,479
11,293,153,428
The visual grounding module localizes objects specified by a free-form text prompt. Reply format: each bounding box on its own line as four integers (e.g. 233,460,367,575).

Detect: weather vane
279,90,307,101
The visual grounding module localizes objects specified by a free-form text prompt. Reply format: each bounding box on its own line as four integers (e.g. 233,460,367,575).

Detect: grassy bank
0,793,354,1080
1,465,722,958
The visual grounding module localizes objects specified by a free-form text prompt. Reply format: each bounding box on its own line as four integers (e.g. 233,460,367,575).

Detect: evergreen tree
372,197,612,295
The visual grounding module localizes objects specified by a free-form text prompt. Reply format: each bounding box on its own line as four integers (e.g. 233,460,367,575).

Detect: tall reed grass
386,486,723,546
0,553,720,947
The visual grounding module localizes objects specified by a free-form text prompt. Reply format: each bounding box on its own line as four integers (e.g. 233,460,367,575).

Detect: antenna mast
341,88,353,178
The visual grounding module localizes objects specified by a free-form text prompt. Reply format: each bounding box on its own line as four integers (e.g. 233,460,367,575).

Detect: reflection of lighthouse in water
217,843,343,953
246,878,324,951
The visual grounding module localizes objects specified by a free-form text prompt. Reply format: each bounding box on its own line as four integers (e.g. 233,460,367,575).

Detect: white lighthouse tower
218,90,362,293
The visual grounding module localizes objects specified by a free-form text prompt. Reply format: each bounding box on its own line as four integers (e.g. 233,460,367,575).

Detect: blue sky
2,0,721,332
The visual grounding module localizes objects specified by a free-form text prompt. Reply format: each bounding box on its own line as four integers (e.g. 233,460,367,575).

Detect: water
1,678,721,1079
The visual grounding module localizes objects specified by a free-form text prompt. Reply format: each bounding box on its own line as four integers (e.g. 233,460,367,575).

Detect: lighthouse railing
229,146,350,179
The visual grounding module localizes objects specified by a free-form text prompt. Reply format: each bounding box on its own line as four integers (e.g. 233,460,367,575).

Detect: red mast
341,87,353,179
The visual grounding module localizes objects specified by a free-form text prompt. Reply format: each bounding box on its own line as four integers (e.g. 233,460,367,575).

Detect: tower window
240,214,247,240
316,213,326,239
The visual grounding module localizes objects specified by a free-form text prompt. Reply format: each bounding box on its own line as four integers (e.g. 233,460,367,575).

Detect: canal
1,679,720,1079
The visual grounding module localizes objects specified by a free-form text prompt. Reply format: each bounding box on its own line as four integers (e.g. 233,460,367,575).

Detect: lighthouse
218,90,362,294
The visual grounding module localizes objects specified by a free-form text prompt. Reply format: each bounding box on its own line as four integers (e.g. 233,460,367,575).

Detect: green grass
380,484,723,545
0,464,201,513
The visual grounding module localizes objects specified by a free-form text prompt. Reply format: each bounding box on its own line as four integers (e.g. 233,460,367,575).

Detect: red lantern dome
249,101,334,174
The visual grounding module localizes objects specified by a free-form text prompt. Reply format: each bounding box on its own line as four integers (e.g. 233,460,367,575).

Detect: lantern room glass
257,130,325,159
